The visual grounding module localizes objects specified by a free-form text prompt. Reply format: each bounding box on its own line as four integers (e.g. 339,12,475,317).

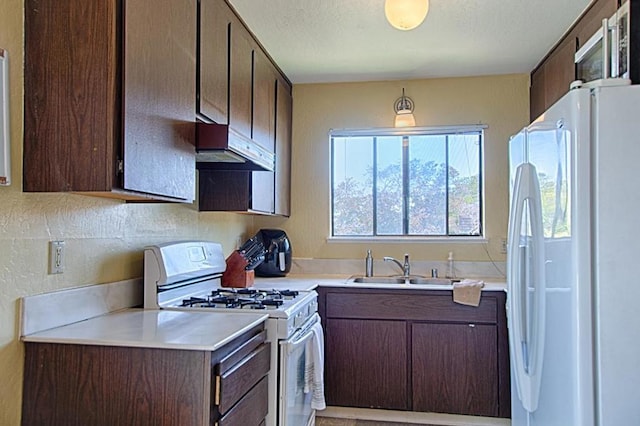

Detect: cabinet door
543,34,578,111
198,170,251,211
199,0,233,124
229,15,254,141
123,0,196,201
530,64,547,121
22,344,209,426
325,318,408,410
274,77,292,216
250,50,276,214
24,0,118,193
252,48,276,151
412,323,498,417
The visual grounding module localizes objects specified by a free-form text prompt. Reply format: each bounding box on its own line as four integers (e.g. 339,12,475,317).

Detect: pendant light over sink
384,0,429,31
394,88,416,127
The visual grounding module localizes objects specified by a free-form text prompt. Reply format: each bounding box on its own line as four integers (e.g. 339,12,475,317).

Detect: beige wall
1,0,530,422
0,1,253,423
256,75,531,262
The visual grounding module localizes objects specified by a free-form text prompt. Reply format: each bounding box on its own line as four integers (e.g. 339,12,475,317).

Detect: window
330,126,484,238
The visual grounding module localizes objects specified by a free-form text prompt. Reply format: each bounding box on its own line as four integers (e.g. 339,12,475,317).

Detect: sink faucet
383,254,411,278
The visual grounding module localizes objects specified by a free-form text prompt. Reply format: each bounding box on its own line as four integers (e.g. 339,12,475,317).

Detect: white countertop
254,274,506,292
22,309,268,352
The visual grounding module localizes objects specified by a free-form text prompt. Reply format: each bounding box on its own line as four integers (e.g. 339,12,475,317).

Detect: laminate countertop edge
21,309,268,352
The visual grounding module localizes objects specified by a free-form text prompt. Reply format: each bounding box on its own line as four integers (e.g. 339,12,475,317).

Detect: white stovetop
22,309,268,352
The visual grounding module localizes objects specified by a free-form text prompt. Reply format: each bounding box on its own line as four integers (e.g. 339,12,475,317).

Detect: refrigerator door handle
507,162,547,414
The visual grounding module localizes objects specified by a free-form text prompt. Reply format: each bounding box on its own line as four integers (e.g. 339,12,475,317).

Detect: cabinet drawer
217,375,268,426
326,293,497,323
214,342,270,415
217,329,266,374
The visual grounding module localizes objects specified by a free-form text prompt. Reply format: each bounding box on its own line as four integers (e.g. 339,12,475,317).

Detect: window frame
329,125,486,240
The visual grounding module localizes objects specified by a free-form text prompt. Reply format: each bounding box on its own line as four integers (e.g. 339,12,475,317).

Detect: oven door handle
288,313,320,348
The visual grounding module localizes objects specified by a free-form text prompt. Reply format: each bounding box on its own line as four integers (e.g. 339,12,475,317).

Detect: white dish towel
453,279,485,306
304,320,326,410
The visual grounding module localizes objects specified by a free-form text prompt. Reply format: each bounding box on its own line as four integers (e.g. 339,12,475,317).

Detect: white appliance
143,241,321,426
575,1,630,83
507,80,640,426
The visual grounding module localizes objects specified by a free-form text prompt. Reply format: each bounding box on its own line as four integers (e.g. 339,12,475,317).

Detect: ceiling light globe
385,0,429,31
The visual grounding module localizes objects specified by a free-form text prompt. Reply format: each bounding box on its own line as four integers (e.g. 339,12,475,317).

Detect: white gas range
143,241,321,426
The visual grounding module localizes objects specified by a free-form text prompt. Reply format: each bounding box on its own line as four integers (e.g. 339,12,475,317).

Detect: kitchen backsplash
290,257,506,280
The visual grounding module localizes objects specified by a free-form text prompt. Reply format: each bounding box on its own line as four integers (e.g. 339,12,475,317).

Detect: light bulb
385,0,429,31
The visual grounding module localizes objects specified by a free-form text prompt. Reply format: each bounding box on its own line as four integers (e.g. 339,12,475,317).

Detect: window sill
327,236,487,244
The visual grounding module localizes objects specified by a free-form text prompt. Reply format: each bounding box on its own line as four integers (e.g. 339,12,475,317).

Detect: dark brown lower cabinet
317,287,510,418
21,324,268,426
412,323,498,416
325,318,408,410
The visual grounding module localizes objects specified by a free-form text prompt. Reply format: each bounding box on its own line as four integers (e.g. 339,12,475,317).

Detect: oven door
278,313,321,426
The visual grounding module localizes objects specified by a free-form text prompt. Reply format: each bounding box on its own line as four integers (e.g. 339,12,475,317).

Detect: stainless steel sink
408,277,452,285
350,275,455,285
352,276,407,284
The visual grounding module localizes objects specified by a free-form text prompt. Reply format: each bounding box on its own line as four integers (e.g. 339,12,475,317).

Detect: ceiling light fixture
394,88,416,127
384,0,429,31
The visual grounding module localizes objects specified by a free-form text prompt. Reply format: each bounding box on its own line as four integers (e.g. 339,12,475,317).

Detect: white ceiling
227,0,592,84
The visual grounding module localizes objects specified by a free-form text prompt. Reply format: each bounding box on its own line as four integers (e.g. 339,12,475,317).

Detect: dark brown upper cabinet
198,0,233,125
196,0,292,215
23,0,196,202
228,12,255,142
275,77,293,217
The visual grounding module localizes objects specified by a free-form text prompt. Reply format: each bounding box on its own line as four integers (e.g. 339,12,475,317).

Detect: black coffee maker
254,229,292,277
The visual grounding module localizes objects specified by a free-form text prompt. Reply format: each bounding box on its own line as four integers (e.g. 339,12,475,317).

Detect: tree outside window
331,127,483,238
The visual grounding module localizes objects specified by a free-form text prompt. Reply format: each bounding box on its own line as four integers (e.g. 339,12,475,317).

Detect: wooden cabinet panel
198,169,274,213
22,323,268,426
122,0,196,200
543,34,578,112
252,48,276,151
24,0,118,193
325,318,408,410
275,77,293,216
251,170,276,214
195,0,292,215
23,0,196,202
317,287,510,418
412,323,498,417
199,0,233,124
530,65,547,121
325,292,497,323
218,376,269,426
249,50,277,213
22,344,209,426
198,170,252,211
216,343,270,414
229,14,254,141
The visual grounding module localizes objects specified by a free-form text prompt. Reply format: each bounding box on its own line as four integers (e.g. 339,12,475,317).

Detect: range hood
196,122,275,172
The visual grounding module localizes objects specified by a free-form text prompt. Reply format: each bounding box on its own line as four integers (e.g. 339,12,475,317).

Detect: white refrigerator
507,80,640,426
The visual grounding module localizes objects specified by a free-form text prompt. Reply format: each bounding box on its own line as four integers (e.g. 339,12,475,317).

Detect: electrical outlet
500,238,508,254
49,241,65,274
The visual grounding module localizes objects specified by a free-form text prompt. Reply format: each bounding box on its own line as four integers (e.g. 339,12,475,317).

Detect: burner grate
179,288,299,309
